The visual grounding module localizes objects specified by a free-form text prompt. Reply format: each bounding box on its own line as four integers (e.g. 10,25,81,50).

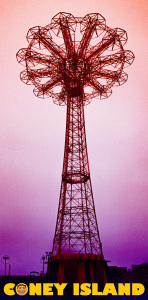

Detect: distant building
108,266,127,283
108,263,148,290
132,263,148,288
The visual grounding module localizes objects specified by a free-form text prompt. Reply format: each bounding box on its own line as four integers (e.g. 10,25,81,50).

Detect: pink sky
0,0,148,275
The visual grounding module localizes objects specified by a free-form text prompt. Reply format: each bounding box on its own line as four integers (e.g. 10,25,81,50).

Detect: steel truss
16,12,134,256
53,93,102,255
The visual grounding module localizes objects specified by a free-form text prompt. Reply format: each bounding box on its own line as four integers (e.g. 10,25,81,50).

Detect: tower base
47,253,108,289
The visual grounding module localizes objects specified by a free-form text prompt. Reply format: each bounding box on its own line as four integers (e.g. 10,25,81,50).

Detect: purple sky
0,0,148,275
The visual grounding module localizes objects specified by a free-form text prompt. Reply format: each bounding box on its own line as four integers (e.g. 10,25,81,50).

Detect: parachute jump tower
17,12,134,285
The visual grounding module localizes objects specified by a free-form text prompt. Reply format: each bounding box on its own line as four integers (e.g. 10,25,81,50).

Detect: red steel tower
16,12,134,284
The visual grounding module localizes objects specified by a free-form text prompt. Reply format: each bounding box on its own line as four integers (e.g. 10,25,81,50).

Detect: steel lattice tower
16,12,134,264
53,94,102,255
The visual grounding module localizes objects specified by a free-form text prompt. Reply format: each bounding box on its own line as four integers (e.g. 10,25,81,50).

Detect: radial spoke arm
26,49,53,66
59,20,74,58
86,77,105,93
92,50,134,69
41,77,62,92
27,68,56,79
26,52,60,71
86,33,116,62
17,47,61,68
99,55,123,67
77,21,97,58
91,68,120,80
34,32,65,62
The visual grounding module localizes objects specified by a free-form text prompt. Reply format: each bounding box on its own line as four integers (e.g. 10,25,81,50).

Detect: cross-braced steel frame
53,92,102,255
16,12,134,257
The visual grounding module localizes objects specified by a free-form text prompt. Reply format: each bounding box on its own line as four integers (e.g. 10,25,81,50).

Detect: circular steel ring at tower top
16,12,134,106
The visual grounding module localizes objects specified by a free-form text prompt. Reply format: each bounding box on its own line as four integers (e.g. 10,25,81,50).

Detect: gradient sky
0,0,148,275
